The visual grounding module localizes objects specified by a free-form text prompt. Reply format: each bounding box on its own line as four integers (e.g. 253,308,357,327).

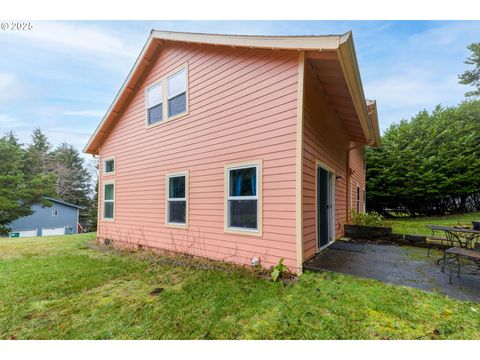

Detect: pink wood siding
97,42,299,270
349,146,366,212
302,63,362,261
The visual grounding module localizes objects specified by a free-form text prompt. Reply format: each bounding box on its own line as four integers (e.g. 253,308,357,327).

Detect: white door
42,226,66,236
16,229,38,237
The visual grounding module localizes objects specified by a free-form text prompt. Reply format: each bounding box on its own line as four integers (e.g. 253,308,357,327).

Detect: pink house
84,30,380,274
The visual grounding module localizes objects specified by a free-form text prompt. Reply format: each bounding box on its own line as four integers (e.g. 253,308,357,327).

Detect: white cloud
63,110,105,117
409,21,480,48
0,72,25,105
0,73,16,92
0,114,27,129
10,21,137,59
365,74,463,108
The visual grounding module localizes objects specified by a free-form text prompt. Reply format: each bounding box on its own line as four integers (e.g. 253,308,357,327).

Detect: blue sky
1,20,479,160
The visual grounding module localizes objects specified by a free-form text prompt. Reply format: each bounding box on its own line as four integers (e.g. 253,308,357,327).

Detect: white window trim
224,160,262,237
363,188,367,213
52,209,58,217
102,156,116,176
102,180,115,222
165,171,189,229
145,63,189,128
356,185,361,213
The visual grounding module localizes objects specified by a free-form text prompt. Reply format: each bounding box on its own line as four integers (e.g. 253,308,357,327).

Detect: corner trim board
295,51,305,274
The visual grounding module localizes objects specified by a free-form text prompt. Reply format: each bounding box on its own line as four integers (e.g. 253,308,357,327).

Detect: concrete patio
303,241,480,302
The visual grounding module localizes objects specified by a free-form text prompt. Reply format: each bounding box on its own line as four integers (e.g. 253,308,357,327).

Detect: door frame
315,159,336,253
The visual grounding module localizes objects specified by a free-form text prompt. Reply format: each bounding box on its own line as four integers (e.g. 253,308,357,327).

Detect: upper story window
225,161,262,235
145,64,188,127
147,82,163,125
52,209,58,216
167,68,187,118
103,157,115,175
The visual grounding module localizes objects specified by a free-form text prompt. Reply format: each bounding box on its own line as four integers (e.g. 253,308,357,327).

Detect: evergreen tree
0,135,55,234
50,143,92,223
366,101,480,216
459,43,480,97
22,128,52,179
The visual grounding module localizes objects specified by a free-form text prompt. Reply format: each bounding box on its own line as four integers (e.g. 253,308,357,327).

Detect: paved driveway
303,242,480,302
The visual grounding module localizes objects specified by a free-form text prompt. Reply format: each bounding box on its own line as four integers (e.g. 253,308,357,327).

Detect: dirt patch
149,287,165,295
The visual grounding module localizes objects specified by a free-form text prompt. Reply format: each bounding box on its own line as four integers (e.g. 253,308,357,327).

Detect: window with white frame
52,209,58,216
103,182,115,220
146,65,188,126
146,82,163,125
227,164,259,231
167,68,187,118
103,157,115,174
356,186,361,213
363,189,366,212
166,173,187,225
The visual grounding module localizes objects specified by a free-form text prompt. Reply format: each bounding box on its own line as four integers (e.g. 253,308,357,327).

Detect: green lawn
384,211,480,236
1,233,479,339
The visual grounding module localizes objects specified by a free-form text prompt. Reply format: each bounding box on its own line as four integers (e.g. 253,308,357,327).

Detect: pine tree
459,43,480,97
0,135,55,234
22,128,52,180
50,143,92,223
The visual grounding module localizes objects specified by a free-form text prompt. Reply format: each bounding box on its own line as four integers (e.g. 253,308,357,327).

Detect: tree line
0,129,97,235
366,101,480,216
366,42,480,217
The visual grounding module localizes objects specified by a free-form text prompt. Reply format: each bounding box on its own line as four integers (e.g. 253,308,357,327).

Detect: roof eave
336,32,379,147
84,30,380,154
151,30,342,51
84,32,157,155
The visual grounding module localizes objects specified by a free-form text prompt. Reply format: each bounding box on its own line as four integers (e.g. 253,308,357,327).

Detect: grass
1,233,479,339
384,211,480,236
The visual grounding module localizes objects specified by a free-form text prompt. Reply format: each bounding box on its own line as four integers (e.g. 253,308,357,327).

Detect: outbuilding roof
44,197,84,209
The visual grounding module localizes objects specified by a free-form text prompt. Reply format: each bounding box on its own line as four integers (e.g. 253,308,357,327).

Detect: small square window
104,158,115,174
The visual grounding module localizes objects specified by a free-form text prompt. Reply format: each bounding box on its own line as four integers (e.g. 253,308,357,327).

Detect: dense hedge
366,100,480,216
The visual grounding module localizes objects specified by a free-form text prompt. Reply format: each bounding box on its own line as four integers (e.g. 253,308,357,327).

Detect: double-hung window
146,64,188,126
363,189,366,212
166,172,188,227
226,161,261,234
146,82,163,125
103,182,115,220
356,186,360,213
167,68,187,118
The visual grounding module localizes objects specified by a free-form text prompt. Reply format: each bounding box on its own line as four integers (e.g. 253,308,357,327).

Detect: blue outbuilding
8,198,83,237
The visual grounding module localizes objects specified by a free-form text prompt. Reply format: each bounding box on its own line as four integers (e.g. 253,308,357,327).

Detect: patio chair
441,247,480,284
426,225,460,262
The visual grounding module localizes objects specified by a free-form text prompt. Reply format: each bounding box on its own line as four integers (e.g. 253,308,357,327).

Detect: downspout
345,143,364,224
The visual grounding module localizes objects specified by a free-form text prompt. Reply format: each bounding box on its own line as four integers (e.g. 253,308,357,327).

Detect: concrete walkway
303,242,480,302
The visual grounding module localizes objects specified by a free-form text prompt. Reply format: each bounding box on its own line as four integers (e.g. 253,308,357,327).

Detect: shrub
350,210,384,227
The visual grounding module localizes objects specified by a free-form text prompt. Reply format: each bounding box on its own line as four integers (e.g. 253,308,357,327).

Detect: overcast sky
1,20,479,157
